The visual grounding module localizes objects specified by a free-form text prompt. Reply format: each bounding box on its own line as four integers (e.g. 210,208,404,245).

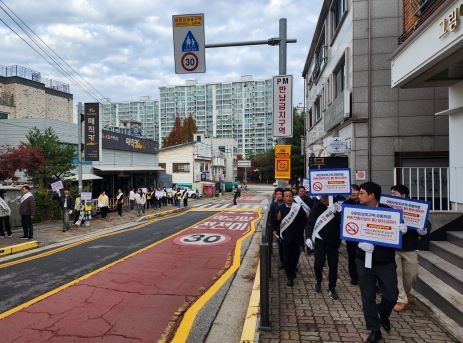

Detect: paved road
0,211,213,313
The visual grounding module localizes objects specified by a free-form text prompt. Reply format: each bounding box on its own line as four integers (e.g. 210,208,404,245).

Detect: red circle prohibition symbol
346,222,359,235
181,52,199,71
313,182,323,192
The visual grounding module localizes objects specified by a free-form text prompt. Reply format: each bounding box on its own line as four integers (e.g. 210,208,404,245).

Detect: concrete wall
158,145,195,184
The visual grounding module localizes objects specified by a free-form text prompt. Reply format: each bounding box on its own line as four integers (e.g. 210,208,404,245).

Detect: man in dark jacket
306,195,342,299
276,189,307,286
356,182,407,343
19,185,36,240
343,184,360,285
268,188,284,265
59,188,74,232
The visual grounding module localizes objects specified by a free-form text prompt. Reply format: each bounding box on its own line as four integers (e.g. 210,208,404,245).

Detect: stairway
415,231,463,328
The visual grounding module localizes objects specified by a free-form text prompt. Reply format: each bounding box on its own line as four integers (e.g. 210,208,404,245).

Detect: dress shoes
366,330,382,343
379,312,391,332
394,302,407,312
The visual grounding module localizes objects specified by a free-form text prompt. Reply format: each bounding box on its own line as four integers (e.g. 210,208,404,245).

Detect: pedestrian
291,186,298,196
276,189,307,287
182,188,188,207
98,191,109,220
294,186,314,252
135,189,146,216
175,188,182,208
343,184,361,285
232,185,240,205
145,188,152,209
269,188,284,267
59,188,74,232
305,195,342,300
356,181,408,343
391,184,429,312
195,189,200,199
83,200,92,226
0,190,12,237
162,188,168,206
167,189,173,206
116,188,124,217
73,194,82,225
129,188,136,211
19,185,36,240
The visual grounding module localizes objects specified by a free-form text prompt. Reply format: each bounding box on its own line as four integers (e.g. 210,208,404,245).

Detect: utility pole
277,18,288,189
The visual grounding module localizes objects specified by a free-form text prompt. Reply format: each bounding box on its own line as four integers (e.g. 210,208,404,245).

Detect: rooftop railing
0,65,70,93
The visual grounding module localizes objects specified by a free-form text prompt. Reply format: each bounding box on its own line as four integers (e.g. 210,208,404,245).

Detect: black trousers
117,203,123,216
101,206,108,219
356,259,398,331
183,198,188,207
282,240,300,281
314,240,340,290
21,215,33,238
0,215,12,236
346,241,358,283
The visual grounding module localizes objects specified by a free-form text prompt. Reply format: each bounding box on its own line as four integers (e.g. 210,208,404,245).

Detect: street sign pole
277,18,287,189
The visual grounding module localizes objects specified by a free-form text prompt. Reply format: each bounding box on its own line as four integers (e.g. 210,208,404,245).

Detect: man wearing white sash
305,196,342,300
276,189,306,287
294,186,313,251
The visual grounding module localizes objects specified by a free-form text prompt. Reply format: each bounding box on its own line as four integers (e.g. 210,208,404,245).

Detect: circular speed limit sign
174,233,231,246
181,52,199,72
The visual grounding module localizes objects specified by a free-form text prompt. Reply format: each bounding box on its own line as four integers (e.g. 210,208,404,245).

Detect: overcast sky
0,0,321,112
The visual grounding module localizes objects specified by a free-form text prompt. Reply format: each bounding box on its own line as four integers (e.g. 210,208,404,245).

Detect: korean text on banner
80,192,92,201
274,145,291,179
380,195,430,230
84,103,101,161
302,178,310,191
272,75,293,137
341,204,403,249
51,180,63,192
309,168,351,195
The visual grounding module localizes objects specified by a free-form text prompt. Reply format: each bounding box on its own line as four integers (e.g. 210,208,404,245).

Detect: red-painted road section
0,210,258,343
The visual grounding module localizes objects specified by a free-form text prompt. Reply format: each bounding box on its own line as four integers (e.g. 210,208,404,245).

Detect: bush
34,188,61,222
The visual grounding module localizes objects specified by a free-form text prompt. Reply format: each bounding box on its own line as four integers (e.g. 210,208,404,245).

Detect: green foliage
34,188,61,222
24,127,75,188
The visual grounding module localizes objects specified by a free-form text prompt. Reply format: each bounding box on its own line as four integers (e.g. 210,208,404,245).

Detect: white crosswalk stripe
193,200,266,210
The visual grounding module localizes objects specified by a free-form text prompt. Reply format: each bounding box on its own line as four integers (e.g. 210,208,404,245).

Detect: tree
25,127,76,188
163,116,184,147
0,144,45,182
181,115,198,141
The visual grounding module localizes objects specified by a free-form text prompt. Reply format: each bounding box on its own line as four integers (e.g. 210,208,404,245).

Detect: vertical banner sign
172,14,206,74
84,102,101,161
272,75,293,137
274,145,291,179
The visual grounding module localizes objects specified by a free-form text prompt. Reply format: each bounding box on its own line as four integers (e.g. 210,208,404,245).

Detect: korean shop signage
84,102,101,161
102,130,158,154
272,75,293,137
439,3,463,38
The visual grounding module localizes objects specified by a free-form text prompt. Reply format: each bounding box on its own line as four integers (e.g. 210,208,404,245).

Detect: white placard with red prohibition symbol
341,204,403,249
309,168,351,195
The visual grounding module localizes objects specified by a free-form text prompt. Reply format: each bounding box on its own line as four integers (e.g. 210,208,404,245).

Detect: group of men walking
268,181,428,343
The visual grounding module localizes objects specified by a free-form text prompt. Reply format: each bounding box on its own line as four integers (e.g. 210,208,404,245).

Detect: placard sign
155,191,164,198
309,168,351,195
302,178,310,191
80,192,93,201
51,180,64,192
380,195,430,230
341,205,403,248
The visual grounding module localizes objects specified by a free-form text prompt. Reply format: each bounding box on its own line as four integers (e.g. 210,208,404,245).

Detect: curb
240,260,261,343
0,241,39,257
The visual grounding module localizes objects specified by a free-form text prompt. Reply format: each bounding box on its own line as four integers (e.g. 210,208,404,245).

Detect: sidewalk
0,196,215,251
259,245,457,343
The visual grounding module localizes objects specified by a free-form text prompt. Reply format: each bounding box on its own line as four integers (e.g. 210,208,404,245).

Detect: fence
393,167,462,212
0,65,70,93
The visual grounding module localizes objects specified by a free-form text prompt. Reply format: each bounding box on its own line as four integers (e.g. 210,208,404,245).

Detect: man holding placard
342,182,407,343
387,184,429,313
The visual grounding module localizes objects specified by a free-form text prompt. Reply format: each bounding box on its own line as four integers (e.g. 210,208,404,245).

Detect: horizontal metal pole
205,38,297,48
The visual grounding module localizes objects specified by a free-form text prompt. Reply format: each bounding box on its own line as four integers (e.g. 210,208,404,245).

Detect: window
312,30,326,81
173,163,190,173
314,98,321,122
158,163,166,169
332,0,346,34
334,60,345,99
418,0,436,16
0,112,8,119
308,109,313,128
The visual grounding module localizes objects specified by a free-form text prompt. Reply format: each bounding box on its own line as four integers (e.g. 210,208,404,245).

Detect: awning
93,166,165,172
67,173,103,181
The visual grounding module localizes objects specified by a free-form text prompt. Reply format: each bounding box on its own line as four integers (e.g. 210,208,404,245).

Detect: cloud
0,0,322,108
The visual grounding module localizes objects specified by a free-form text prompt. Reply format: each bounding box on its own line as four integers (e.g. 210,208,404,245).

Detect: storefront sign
380,195,430,230
274,145,291,179
439,3,463,38
273,75,293,137
341,205,403,249
309,168,351,195
102,130,158,154
84,103,101,161
326,137,347,154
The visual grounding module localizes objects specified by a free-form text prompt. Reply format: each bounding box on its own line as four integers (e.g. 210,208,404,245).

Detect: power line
0,0,106,100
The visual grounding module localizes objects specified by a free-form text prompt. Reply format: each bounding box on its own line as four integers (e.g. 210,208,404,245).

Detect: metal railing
393,167,461,212
0,65,70,93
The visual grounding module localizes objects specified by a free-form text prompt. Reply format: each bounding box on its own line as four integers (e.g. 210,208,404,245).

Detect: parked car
184,188,202,199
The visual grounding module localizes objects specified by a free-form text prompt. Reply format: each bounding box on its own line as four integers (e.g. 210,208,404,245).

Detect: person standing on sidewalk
343,184,361,285
182,188,188,207
232,185,240,205
98,191,109,220
391,184,429,313
135,189,146,216
0,190,12,237
356,181,408,343
129,188,136,211
269,188,284,267
59,189,74,232
305,195,342,300
116,188,124,217
276,189,306,287
19,185,36,240
83,200,92,226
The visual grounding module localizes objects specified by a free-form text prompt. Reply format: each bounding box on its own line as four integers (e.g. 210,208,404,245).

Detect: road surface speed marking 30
181,52,199,71
175,232,231,246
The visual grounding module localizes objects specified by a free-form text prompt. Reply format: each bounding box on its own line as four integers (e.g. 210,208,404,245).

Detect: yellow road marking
170,209,262,343
240,261,261,343
0,212,216,320
0,241,39,257
0,210,192,269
